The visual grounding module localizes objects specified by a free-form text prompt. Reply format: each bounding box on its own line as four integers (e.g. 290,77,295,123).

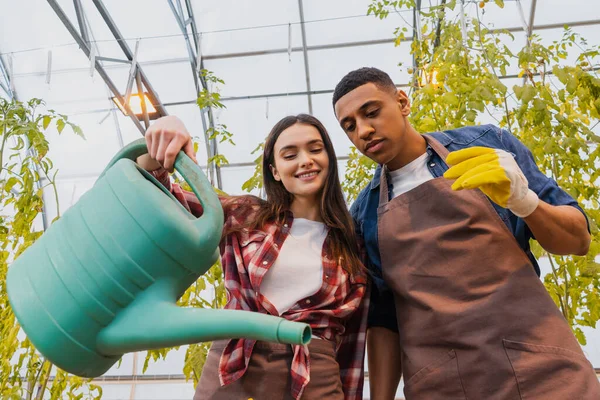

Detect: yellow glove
443,146,539,218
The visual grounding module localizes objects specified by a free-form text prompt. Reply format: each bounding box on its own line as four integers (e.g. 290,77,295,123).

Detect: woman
137,114,369,400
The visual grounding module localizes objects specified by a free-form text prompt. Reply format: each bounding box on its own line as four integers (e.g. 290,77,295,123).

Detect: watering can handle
102,138,223,229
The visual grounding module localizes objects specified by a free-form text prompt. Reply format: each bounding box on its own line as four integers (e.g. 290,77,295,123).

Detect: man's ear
270,164,281,181
396,89,411,116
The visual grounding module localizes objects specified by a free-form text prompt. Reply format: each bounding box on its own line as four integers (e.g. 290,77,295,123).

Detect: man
333,67,598,399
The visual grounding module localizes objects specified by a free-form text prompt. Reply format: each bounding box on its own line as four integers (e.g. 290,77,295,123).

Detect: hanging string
89,44,96,78
288,23,292,61
45,50,52,84
196,32,203,73
8,53,15,92
265,96,269,119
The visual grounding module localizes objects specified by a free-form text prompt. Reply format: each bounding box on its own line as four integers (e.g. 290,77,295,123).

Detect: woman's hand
137,116,197,172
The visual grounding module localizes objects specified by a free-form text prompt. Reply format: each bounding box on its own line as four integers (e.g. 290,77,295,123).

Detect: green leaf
56,119,66,134
42,115,51,130
513,85,524,100
441,92,460,106
521,85,537,103
465,110,477,122
4,177,20,193
574,327,587,345
533,98,546,111
582,262,600,277
494,0,505,8
420,116,438,131
69,123,85,138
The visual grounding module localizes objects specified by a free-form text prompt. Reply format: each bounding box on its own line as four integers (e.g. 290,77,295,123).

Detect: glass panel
203,52,307,98
14,70,116,115
193,0,302,54
134,382,196,400
303,0,409,47
308,43,412,92
141,62,197,104
90,382,133,400
530,0,600,27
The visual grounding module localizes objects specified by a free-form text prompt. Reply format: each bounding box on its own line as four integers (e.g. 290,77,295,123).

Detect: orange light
112,92,157,117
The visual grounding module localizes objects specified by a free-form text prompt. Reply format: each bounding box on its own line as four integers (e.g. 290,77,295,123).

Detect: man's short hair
332,67,396,107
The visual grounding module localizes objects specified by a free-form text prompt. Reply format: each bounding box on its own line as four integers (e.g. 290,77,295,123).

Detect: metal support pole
412,0,422,89
73,0,90,45
297,0,313,114
168,0,222,188
135,71,150,130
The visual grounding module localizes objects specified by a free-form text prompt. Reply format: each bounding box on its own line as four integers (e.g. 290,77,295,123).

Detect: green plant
0,98,98,399
347,0,600,344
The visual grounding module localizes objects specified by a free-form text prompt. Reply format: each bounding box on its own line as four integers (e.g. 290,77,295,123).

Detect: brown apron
377,135,599,399
193,339,343,400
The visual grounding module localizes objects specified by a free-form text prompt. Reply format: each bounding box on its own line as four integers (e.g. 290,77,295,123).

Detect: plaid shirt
153,169,369,400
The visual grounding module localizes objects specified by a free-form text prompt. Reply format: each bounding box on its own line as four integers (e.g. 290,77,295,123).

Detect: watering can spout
96,279,312,356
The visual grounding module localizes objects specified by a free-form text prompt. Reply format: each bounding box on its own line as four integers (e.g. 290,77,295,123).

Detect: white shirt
389,152,434,198
260,218,327,315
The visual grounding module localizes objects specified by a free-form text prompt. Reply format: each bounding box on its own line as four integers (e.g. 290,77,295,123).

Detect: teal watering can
6,138,311,378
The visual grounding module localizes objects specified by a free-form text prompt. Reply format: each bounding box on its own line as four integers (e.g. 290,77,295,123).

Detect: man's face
335,83,411,167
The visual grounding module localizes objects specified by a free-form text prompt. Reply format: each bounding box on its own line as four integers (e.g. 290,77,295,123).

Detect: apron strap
423,134,450,160
378,165,390,207
378,134,448,207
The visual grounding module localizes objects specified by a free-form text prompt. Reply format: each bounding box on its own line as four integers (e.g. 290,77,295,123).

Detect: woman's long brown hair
225,114,363,276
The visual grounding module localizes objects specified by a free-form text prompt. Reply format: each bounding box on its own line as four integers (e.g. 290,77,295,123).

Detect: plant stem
562,255,570,322
547,252,567,318
0,111,9,176
35,360,51,400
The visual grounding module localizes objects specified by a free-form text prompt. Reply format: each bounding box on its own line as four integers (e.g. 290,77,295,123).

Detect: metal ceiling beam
73,0,90,46
46,0,148,134
168,0,200,92
526,0,538,42
91,0,167,119
168,0,222,189
185,0,223,190
0,55,14,99
297,0,313,114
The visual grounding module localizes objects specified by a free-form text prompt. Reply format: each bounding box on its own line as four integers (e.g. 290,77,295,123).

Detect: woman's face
270,123,330,202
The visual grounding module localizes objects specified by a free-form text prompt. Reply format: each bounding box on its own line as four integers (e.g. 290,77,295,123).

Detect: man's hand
443,146,539,218
139,115,197,172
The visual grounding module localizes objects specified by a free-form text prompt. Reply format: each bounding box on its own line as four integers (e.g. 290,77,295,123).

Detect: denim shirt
350,124,589,331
